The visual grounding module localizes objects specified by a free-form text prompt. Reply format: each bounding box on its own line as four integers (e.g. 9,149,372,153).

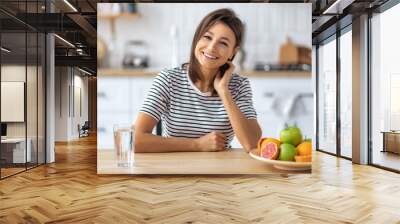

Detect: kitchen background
97,3,313,149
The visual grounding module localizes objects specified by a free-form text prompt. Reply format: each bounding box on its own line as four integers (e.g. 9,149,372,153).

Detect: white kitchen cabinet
130,77,155,113
231,76,313,148
97,76,155,149
97,112,132,149
97,77,132,112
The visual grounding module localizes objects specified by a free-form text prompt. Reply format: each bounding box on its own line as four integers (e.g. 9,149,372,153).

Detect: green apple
279,144,297,161
280,126,303,146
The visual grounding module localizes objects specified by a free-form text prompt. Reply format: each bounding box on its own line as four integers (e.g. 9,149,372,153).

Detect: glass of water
113,124,135,167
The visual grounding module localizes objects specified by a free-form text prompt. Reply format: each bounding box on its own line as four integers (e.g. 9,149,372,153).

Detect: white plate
249,149,311,171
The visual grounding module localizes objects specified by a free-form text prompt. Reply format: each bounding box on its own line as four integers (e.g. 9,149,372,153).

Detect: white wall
1,65,33,137
1,82,25,122
98,3,311,70
72,73,89,137
1,66,26,127
55,67,68,141
1,64,46,163
54,67,89,141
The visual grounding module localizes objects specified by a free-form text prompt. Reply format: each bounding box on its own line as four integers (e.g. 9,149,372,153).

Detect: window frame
315,24,352,161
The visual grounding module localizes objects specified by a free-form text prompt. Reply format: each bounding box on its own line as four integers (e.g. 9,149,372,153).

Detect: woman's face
194,22,238,71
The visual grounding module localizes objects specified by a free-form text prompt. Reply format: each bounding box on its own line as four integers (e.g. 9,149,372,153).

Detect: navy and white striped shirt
140,67,257,148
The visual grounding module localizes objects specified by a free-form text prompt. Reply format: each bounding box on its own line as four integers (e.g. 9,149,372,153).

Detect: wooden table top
97,149,311,175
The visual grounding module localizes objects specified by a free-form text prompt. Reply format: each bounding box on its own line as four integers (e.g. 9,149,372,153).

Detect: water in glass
114,124,134,167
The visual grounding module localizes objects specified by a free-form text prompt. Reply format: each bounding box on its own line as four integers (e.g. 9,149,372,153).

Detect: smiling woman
134,8,262,153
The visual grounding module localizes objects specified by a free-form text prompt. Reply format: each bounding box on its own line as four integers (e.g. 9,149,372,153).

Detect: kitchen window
315,25,353,159
339,27,352,159
317,36,337,155
370,2,400,172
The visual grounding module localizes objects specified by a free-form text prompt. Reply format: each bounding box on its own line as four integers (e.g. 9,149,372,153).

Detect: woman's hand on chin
214,61,234,96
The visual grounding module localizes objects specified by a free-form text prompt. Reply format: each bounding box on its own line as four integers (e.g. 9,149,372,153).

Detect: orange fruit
296,141,312,156
257,137,281,156
295,155,312,162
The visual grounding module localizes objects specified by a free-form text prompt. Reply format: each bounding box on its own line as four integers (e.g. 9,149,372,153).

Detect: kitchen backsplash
98,3,311,70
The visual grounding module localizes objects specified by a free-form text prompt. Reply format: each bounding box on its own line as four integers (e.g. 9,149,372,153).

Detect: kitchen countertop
97,149,311,175
98,68,311,78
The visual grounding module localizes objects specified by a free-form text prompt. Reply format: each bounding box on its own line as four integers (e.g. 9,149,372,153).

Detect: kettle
122,40,149,68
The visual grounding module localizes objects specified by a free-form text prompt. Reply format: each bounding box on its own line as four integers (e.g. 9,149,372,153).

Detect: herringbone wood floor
0,135,399,223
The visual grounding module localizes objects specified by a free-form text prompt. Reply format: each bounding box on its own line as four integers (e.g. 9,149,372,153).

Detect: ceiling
311,0,390,43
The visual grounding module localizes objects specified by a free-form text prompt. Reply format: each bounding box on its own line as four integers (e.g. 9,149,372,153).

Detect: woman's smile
202,51,219,60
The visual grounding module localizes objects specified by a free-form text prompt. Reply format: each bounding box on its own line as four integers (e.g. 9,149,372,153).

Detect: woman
135,8,262,153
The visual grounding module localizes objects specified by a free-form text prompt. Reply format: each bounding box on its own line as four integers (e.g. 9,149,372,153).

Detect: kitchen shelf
98,13,141,20
98,68,158,77
98,68,311,78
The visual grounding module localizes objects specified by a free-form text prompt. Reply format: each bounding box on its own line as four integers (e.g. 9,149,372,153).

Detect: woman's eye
203,35,211,40
220,42,228,47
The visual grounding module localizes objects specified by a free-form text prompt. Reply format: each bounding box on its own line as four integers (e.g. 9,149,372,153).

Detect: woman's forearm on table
220,91,262,152
135,133,198,152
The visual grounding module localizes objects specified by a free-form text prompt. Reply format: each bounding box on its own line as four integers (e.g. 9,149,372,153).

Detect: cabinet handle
98,92,106,98
263,92,274,97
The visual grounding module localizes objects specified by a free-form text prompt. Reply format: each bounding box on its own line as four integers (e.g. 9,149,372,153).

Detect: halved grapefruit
260,142,280,160
257,138,280,153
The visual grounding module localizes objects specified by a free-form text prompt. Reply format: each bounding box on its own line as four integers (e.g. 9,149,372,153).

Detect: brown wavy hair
182,8,244,93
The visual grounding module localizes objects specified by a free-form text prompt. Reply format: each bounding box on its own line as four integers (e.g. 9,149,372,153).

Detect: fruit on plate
295,155,312,162
260,142,280,160
278,143,297,161
258,137,281,149
257,137,280,154
280,126,303,146
296,141,312,156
